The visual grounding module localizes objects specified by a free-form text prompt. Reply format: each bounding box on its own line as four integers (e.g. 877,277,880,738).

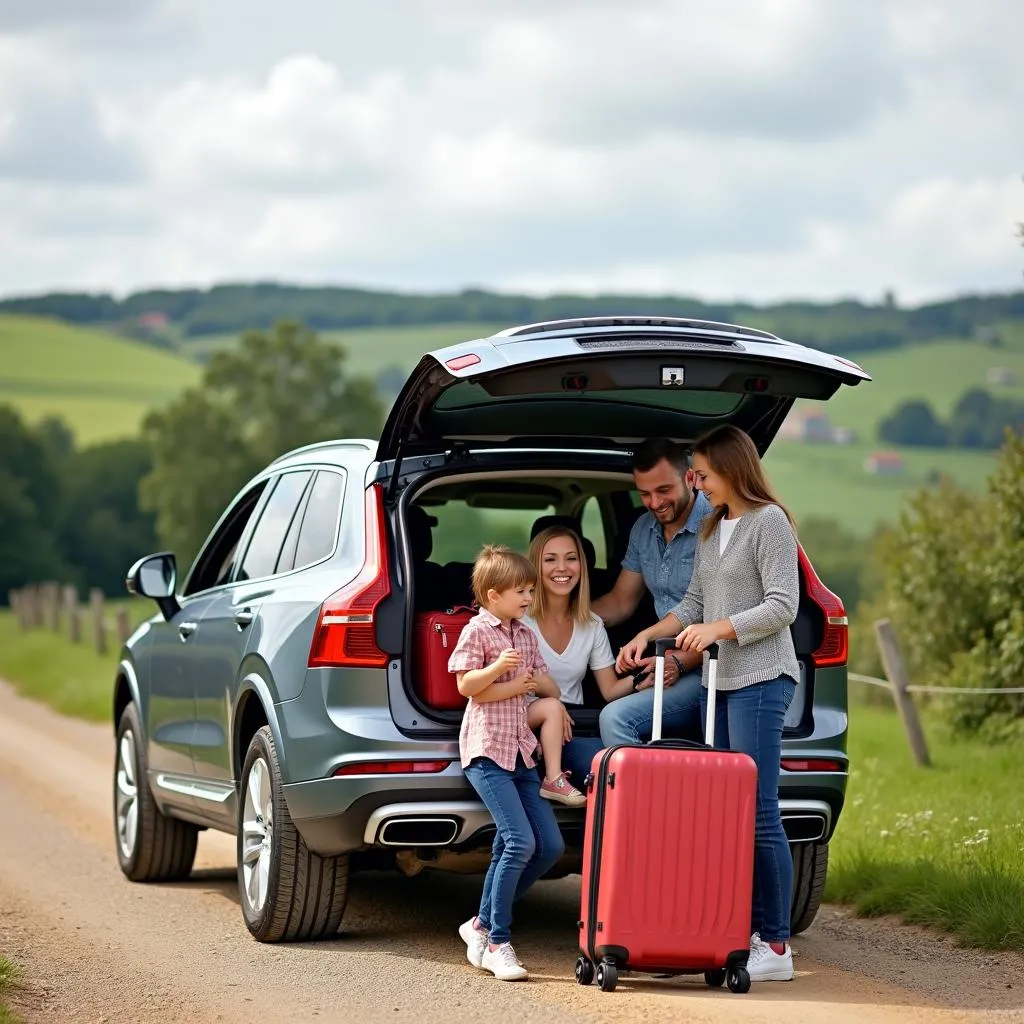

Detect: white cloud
0,0,1021,301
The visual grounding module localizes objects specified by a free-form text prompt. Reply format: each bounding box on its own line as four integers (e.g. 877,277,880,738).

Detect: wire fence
849,672,1024,696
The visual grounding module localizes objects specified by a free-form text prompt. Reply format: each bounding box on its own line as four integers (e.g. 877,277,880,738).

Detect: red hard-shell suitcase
576,639,757,994
413,607,474,709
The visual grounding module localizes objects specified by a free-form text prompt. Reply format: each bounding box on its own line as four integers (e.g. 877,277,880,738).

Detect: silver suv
113,317,868,942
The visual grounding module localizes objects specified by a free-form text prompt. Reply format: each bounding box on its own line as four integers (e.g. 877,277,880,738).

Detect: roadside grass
0,600,153,723
0,955,22,1024
828,703,1024,951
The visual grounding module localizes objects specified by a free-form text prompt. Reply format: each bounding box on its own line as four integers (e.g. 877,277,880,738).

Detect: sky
0,0,1021,304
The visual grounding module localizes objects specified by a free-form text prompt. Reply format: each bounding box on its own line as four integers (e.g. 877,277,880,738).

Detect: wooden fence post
45,581,61,632
90,588,107,655
115,606,132,647
874,618,931,768
20,585,35,628
29,584,44,628
9,590,26,630
63,584,81,644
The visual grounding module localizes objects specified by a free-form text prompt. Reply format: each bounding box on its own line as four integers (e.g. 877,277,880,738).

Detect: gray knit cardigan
671,503,801,691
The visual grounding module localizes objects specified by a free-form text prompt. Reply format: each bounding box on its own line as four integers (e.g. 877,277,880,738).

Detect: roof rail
497,316,780,343
270,438,375,465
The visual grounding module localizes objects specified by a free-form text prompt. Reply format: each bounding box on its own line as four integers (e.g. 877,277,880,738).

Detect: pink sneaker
540,772,587,807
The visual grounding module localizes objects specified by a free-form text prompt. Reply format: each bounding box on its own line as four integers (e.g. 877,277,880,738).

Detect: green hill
0,315,200,445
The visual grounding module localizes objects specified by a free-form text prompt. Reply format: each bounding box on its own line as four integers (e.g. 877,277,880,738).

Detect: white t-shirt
521,613,616,707
719,515,742,554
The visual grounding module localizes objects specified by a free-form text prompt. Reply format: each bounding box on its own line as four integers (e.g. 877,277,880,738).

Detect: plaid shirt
448,608,548,771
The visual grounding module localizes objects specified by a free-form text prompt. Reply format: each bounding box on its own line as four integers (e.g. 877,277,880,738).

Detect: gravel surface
1,679,1021,1024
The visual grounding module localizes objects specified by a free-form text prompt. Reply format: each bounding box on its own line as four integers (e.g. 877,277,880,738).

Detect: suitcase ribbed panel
580,744,757,971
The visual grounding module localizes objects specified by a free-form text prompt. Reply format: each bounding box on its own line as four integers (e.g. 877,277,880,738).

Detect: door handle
235,608,255,628
178,621,198,641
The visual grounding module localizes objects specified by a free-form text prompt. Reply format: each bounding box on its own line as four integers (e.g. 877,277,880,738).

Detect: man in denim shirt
591,438,711,745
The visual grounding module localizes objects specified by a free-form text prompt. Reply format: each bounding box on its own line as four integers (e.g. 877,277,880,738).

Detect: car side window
580,496,608,568
290,470,346,572
183,482,270,596
235,471,312,583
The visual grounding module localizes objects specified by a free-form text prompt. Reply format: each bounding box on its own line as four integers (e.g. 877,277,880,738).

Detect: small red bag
413,607,475,709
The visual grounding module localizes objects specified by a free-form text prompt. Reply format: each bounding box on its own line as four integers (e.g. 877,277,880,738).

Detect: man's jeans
701,676,796,944
598,670,703,746
463,755,566,945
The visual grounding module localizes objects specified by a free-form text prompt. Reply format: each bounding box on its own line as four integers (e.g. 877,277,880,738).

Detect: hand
494,647,522,674
512,670,536,696
560,704,574,743
615,633,649,673
675,622,722,654
632,652,679,690
662,652,681,687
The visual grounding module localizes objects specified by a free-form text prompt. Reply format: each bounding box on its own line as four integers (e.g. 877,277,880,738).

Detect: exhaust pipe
378,817,460,847
782,815,827,843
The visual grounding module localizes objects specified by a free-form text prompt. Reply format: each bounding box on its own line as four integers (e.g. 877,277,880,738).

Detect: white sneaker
458,918,488,969
481,942,529,981
747,934,794,982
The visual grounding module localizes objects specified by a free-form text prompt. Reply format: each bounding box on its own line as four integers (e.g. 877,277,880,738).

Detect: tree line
879,388,1024,449
2,281,1022,354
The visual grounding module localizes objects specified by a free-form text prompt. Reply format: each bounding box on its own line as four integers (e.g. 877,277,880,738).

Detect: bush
876,430,1024,737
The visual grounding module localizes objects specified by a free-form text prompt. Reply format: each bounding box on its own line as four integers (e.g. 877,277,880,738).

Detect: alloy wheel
241,757,274,913
115,731,139,859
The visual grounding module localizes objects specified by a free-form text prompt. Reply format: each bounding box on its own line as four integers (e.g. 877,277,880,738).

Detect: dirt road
1,680,1021,1024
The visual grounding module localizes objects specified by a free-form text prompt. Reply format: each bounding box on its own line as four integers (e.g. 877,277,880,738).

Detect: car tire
114,703,199,882
237,726,350,943
790,840,829,934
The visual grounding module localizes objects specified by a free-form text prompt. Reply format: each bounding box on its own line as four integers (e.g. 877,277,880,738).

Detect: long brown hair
527,526,592,624
692,425,796,540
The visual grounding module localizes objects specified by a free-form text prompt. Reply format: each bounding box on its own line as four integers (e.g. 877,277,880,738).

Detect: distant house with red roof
863,451,905,475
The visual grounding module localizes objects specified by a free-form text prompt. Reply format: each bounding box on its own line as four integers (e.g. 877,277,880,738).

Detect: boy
449,545,582,981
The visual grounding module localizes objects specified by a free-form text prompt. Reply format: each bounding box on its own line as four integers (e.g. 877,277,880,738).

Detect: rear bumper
287,773,842,857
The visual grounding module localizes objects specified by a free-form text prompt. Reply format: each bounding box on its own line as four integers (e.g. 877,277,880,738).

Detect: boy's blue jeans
463,754,566,945
701,675,796,945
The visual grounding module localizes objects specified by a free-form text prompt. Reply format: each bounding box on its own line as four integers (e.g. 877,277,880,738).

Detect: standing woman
615,424,800,982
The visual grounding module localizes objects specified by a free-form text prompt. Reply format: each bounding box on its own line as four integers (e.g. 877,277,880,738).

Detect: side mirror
126,552,181,621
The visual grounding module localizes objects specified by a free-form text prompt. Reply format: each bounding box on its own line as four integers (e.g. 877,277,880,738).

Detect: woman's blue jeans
701,676,796,944
463,755,566,945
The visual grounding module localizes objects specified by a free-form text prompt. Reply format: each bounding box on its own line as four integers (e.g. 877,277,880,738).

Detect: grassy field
764,439,998,536
827,703,1024,951
0,956,21,1024
821,319,1024,437
0,315,200,444
0,601,152,723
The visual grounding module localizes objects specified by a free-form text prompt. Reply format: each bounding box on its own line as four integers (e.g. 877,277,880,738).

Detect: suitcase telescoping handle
651,637,719,746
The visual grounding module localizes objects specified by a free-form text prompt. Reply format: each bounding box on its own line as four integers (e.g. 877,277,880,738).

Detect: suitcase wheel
574,956,594,986
704,968,726,988
596,961,618,993
727,966,751,994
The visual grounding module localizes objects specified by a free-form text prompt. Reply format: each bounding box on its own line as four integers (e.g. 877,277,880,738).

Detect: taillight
308,484,391,669
780,758,845,773
797,545,848,668
333,760,451,777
